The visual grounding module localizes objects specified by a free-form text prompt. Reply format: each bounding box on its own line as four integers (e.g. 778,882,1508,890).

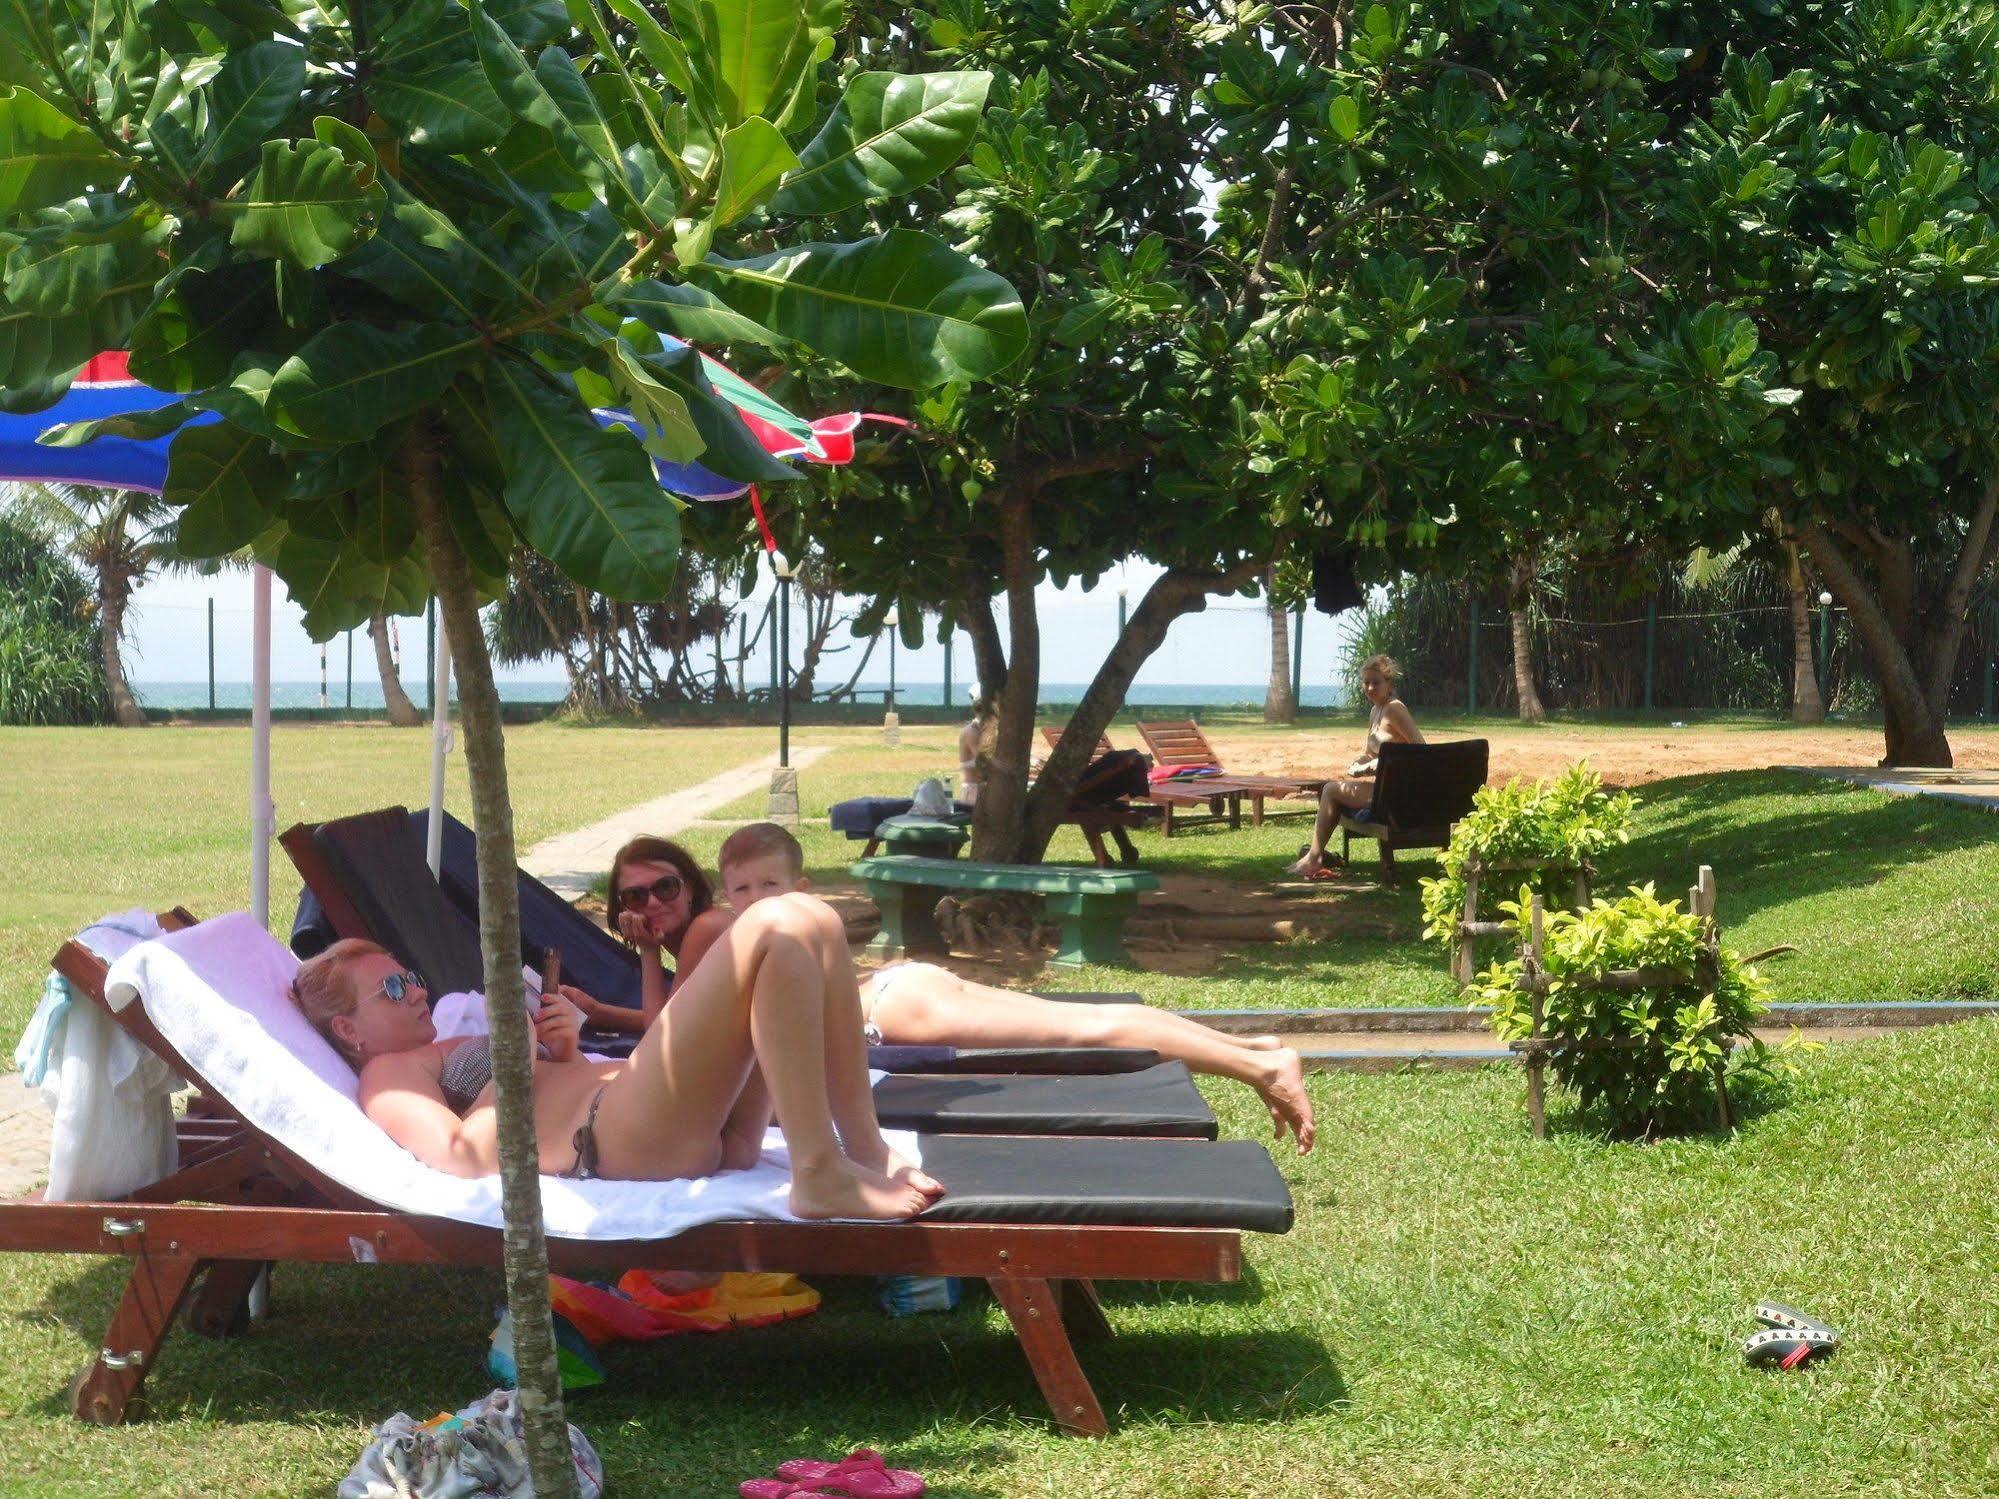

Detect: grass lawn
2,718,1997,1494
2,1024,1995,1496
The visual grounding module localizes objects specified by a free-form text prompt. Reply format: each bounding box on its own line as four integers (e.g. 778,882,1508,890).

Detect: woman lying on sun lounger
575,827,1316,1155
288,891,943,1220
1287,653,1424,879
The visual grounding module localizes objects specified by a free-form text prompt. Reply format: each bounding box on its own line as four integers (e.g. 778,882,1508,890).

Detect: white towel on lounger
102,912,920,1241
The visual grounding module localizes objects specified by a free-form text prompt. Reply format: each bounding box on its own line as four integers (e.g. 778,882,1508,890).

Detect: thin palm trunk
1263,565,1295,724
370,614,423,726
1785,545,1825,724
98,573,146,727
410,436,578,1499
1509,555,1547,722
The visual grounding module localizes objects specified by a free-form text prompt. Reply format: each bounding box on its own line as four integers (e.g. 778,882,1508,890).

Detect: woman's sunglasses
374,971,426,1004
618,873,685,911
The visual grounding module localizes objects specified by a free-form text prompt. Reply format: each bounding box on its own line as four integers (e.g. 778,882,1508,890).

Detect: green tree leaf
772,71,990,217
607,277,786,349
688,228,1029,387
195,39,304,173
40,401,195,448
627,343,801,482
485,357,684,600
126,261,277,391
217,138,387,268
0,298,96,408
0,85,120,213
605,341,704,462
703,0,808,125
712,116,797,225
267,322,483,442
350,463,419,563
2,203,166,319
371,60,513,152
166,420,284,557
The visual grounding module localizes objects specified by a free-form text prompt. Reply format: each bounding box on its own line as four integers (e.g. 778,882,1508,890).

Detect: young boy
712,822,1316,1153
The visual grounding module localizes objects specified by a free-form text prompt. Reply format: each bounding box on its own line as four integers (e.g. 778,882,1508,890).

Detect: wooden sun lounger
0,917,1286,1435
1135,720,1327,835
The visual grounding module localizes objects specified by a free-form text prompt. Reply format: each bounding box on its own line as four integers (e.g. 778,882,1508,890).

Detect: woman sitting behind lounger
1287,654,1424,879
288,893,942,1220
584,825,1316,1155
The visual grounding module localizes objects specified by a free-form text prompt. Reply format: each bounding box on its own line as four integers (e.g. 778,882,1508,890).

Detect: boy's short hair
719,821,804,878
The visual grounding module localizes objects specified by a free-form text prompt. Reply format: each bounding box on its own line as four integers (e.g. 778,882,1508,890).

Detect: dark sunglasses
618,873,685,911
374,971,426,1004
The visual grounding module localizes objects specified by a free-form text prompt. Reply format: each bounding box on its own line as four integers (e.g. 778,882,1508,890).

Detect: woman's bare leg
871,969,1316,1154
1288,780,1371,876
793,898,942,1196
591,896,928,1217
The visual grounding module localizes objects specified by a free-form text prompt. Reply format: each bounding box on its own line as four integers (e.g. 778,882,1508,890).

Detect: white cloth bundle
103,913,918,1240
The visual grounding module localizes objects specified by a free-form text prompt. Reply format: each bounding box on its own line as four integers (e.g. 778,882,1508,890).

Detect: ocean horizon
133,680,1355,711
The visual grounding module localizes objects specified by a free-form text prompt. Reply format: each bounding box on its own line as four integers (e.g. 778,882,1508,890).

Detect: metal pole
778,577,791,767
1117,590,1128,636
1819,596,1834,700
888,632,897,711
1291,604,1304,706
1984,657,1995,721
345,630,353,709
736,612,748,699
1467,594,1481,711
943,632,953,709
427,610,451,877
249,566,274,929
1643,595,1657,712
425,598,436,712
319,644,328,709
206,597,215,710
768,595,779,701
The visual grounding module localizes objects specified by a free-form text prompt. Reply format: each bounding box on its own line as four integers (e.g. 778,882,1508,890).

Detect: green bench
851,856,1161,967
861,814,970,860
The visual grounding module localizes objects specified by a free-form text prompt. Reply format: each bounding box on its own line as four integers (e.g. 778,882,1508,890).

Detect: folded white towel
103,913,919,1241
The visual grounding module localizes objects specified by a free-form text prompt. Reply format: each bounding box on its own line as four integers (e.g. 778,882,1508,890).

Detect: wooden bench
852,856,1161,966
1338,738,1491,883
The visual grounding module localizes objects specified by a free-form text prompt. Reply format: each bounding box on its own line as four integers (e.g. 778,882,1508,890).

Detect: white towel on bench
103,912,919,1241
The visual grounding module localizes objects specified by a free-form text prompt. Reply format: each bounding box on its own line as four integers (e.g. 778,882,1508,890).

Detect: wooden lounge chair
1337,739,1491,883
0,916,1293,1435
1130,720,1320,835
282,811,1217,1136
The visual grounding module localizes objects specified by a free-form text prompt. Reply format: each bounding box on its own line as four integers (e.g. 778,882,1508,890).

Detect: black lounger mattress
874,1062,1216,1139
912,1136,1293,1233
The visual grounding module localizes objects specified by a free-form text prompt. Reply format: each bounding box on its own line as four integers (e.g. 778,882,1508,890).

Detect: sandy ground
1214,721,1999,788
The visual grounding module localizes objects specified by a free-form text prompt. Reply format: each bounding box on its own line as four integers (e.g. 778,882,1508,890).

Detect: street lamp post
768,552,798,820
1116,584,1128,637
882,607,902,746
1818,589,1834,702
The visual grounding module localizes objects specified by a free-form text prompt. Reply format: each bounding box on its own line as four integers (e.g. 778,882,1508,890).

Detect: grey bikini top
438,1035,549,1114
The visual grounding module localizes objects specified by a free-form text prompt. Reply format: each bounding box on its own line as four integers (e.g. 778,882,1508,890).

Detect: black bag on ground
1074,748,1150,805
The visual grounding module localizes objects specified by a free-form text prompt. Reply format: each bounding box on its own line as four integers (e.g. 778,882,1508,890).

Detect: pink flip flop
749,1448,925,1498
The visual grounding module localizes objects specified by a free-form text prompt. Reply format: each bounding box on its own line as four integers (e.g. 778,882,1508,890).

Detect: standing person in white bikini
957,694,996,807
1287,654,1425,879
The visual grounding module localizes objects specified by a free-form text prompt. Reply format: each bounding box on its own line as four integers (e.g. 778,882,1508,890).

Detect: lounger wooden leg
72,1248,204,1424
1081,823,1112,869
1379,842,1396,885
1058,1278,1115,1342
990,1276,1109,1437
1250,795,1265,828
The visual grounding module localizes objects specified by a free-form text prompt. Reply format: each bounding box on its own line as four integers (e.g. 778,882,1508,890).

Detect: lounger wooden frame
0,918,1244,1435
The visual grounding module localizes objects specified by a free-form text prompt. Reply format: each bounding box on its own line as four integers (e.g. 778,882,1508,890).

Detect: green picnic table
851,855,1160,967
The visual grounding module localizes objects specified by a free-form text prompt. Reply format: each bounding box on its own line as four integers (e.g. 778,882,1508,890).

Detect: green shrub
1468,883,1791,1137
0,514,110,726
1419,763,1635,952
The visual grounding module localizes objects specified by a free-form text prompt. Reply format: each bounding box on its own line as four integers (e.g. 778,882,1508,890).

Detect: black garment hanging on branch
1311,552,1365,617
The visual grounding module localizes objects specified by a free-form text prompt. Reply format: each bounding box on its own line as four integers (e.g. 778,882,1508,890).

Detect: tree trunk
961,589,1007,704
1792,518,1955,767
1263,565,1295,724
1508,555,1547,723
410,436,578,1499
98,574,147,727
1019,559,1266,862
1785,544,1825,724
369,614,424,726
970,490,1041,863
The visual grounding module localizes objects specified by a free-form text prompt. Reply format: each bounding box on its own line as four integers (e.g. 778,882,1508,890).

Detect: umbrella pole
427,607,452,876
250,565,274,929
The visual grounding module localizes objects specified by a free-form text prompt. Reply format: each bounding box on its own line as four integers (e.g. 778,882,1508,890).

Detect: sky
122,557,1365,692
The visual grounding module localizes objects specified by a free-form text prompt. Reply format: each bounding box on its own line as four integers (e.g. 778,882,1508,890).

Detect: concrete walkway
1,1072,46,1199
1782,764,1999,814
522,746,835,897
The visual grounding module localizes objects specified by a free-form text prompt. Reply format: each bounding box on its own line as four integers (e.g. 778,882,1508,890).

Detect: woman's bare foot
1255,1048,1316,1154
844,1137,945,1198
1285,853,1323,877
790,1156,930,1220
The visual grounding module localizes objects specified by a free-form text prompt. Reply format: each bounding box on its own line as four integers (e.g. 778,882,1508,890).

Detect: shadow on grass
1597,769,1997,924
20,1258,1341,1448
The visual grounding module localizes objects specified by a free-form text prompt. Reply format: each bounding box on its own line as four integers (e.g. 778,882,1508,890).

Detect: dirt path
1216,722,1999,788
